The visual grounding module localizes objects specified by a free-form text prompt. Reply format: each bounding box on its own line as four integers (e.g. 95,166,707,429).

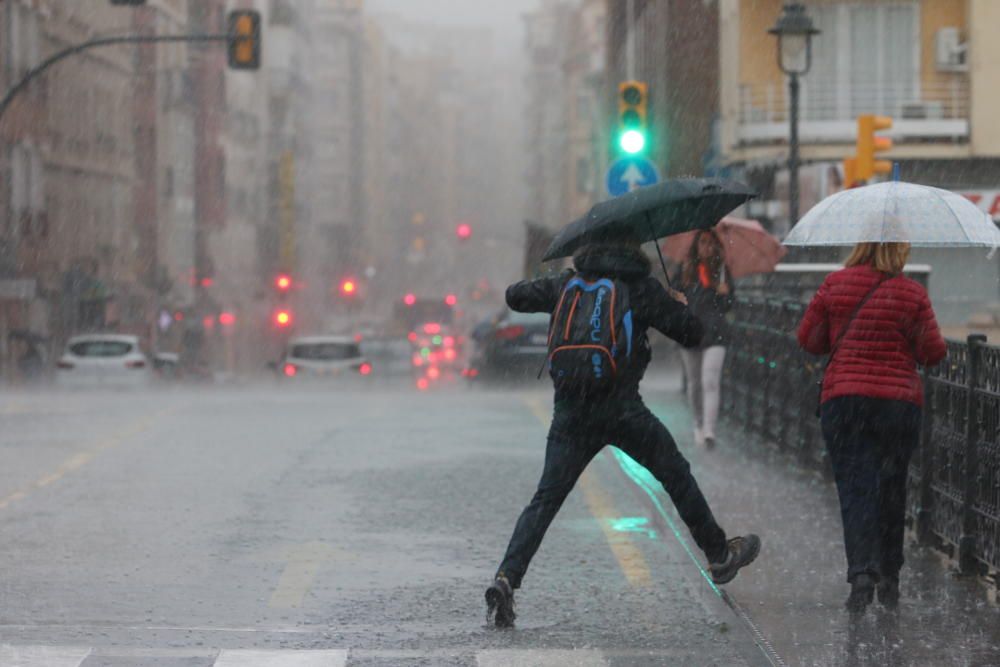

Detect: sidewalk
638,369,1000,667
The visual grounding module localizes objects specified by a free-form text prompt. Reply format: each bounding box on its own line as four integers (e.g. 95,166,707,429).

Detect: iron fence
722,296,1000,579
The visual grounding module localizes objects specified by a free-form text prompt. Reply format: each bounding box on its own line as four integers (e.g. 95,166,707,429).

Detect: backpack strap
823,274,889,374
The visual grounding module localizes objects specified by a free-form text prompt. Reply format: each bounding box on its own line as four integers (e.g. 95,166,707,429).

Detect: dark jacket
673,266,734,349
505,244,703,397
798,265,947,406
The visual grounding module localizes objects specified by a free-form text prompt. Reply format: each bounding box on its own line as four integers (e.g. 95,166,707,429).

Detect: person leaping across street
485,239,761,628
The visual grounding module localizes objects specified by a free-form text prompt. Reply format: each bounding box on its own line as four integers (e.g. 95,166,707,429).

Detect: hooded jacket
505,244,703,397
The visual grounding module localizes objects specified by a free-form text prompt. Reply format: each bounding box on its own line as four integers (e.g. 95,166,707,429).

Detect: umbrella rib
930,187,974,246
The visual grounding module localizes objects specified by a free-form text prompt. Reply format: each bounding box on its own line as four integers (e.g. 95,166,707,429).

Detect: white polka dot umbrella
783,181,1000,248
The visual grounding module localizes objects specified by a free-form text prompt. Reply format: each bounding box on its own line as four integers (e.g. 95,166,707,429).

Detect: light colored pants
680,346,727,440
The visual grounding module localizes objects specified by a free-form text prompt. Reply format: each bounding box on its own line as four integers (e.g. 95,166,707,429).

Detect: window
803,3,919,120
69,341,134,358
5,3,40,80
290,343,362,361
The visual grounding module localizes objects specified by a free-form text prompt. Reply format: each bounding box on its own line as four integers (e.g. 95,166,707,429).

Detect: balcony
737,80,969,145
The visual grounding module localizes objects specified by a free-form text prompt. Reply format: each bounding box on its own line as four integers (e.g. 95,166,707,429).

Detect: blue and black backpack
546,276,634,393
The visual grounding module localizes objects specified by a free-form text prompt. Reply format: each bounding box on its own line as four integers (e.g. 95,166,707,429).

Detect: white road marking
477,649,609,667
0,644,91,667
213,649,348,666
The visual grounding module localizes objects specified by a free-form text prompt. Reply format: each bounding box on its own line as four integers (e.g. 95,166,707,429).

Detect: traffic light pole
0,33,227,124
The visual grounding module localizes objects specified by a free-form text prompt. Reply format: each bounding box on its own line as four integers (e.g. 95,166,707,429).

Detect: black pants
496,396,728,588
820,396,921,583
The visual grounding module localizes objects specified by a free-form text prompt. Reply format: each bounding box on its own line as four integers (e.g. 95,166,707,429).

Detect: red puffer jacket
797,265,947,406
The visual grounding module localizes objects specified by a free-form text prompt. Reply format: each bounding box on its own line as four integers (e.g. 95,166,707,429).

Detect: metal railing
722,296,1000,578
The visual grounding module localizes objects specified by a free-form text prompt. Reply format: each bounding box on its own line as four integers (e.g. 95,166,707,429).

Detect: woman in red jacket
797,242,946,614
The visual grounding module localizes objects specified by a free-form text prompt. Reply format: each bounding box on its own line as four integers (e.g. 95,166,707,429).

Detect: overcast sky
365,0,540,46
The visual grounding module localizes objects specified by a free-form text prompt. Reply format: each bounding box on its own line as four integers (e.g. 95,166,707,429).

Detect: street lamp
769,3,819,229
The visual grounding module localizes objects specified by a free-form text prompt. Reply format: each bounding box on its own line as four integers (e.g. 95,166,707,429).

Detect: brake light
443,336,455,348
416,377,429,391
469,368,479,378
423,322,441,335
494,325,525,340
283,363,298,377
427,366,440,380
125,360,146,369
407,331,418,343
444,349,457,362
412,354,424,367
359,362,372,376
57,360,75,370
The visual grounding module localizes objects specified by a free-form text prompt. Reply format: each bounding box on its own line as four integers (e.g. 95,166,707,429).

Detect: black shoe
704,436,716,450
709,534,761,585
485,575,516,628
877,576,899,609
846,574,876,614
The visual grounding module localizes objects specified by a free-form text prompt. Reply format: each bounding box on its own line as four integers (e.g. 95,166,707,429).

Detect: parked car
56,334,152,388
278,336,372,380
466,310,551,382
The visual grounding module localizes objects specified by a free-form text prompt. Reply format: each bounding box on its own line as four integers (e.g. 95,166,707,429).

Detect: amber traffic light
228,10,261,70
856,115,893,182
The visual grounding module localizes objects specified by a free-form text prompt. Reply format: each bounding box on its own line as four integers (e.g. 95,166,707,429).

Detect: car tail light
468,368,479,378
407,331,418,342
416,377,429,391
412,354,424,367
443,336,455,348
427,366,440,380
57,360,75,370
283,363,298,377
358,362,372,376
444,348,457,362
126,359,146,369
423,322,441,335
494,325,525,340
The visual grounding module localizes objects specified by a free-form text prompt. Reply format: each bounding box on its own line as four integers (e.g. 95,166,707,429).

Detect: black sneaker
485,575,516,628
876,575,899,609
709,535,761,585
846,573,876,614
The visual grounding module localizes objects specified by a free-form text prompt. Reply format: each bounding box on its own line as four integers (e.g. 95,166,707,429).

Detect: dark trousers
820,396,921,583
497,396,728,588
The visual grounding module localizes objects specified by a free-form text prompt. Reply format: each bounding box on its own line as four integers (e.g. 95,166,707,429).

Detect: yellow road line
0,408,172,511
269,542,342,608
523,396,652,588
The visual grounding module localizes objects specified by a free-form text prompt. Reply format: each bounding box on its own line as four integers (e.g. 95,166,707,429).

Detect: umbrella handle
645,212,673,288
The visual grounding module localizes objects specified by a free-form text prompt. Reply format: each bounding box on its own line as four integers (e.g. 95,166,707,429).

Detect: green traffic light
619,129,646,154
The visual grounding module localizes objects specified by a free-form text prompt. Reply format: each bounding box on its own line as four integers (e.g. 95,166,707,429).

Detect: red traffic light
219,312,236,326
340,279,357,296
455,223,472,240
275,273,292,292
274,309,293,328
445,294,458,307
403,293,417,306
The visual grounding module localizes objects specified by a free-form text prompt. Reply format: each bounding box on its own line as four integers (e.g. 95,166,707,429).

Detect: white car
56,334,152,388
280,336,372,379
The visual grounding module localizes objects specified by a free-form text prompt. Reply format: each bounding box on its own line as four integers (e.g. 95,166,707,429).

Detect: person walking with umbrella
485,179,761,628
788,181,1000,613
674,230,733,449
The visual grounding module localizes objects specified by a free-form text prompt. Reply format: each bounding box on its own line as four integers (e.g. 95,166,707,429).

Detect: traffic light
856,115,893,182
617,81,648,155
273,308,293,328
455,223,472,240
227,10,261,70
403,293,417,306
274,273,292,292
340,278,357,297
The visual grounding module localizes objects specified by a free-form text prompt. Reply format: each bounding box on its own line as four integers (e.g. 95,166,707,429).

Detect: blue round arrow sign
606,157,660,197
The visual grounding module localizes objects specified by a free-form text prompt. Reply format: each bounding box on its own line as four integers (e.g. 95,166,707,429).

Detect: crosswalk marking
214,649,349,666
0,645,91,667
477,649,608,667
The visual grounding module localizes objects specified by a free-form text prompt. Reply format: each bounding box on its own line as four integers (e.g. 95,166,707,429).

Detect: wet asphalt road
0,379,764,666
2,376,1000,666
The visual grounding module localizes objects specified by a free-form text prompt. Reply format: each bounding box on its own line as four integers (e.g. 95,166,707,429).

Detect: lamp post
769,3,819,229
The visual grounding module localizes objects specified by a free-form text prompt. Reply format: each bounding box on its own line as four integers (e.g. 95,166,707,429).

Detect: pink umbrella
661,217,786,278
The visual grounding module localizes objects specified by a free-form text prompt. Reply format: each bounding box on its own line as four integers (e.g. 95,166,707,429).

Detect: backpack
547,275,634,393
